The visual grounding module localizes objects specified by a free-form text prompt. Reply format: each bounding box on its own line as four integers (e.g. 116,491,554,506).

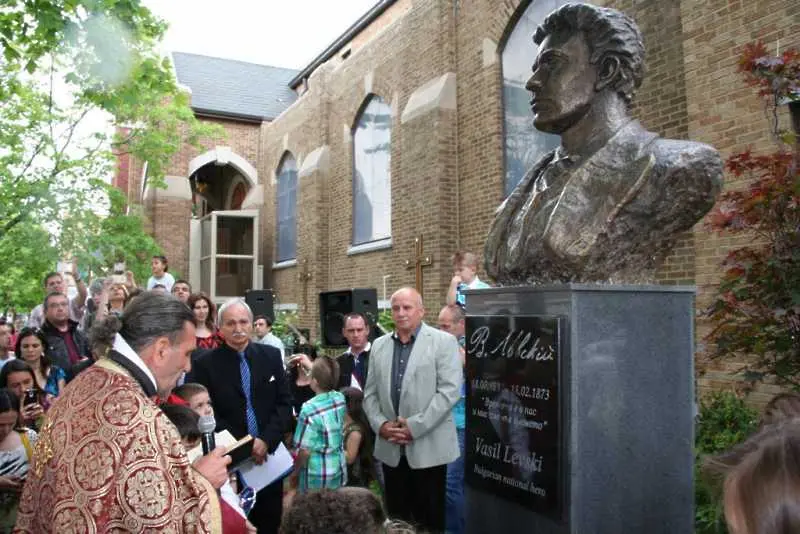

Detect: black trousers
383,456,447,532
248,480,282,534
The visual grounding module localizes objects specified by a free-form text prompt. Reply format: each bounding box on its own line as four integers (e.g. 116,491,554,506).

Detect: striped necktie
238,352,259,436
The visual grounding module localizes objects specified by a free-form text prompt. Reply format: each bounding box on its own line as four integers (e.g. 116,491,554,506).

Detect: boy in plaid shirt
291,355,347,492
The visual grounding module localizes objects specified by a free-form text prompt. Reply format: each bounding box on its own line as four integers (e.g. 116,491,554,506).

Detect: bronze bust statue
484,3,723,284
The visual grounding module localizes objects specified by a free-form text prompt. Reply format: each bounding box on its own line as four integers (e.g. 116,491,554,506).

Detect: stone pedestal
463,285,694,534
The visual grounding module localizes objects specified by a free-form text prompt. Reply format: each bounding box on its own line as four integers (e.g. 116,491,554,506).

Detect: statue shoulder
650,137,723,186
652,136,720,160
643,137,724,210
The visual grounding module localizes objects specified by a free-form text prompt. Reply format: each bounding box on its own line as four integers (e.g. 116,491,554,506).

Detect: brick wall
258,0,460,335
150,197,192,278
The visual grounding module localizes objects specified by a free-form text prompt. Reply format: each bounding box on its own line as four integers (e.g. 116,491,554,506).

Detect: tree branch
48,53,55,144
11,137,47,183
0,213,25,240
111,129,141,148
50,107,91,178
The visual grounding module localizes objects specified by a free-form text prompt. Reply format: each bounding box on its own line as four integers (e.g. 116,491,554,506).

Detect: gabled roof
171,52,299,122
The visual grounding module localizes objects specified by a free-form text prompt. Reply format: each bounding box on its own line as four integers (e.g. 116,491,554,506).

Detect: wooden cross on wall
298,259,312,311
404,236,432,298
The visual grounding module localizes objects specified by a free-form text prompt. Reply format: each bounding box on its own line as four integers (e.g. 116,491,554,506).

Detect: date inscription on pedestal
465,315,562,519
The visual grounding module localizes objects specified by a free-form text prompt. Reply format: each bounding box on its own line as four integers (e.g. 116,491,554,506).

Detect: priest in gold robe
14,292,236,533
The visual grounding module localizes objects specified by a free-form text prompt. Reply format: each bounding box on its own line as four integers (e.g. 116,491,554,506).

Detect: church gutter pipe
288,0,398,90
193,109,266,124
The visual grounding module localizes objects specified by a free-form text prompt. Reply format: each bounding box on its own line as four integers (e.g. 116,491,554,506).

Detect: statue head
526,3,645,134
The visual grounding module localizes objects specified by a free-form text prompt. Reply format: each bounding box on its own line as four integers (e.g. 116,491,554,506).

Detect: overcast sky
144,0,380,70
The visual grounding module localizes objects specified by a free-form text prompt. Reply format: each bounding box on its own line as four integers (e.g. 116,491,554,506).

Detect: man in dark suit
336,312,371,390
191,298,292,534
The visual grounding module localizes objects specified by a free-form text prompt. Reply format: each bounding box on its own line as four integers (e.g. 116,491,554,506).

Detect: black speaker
319,288,378,347
245,289,274,320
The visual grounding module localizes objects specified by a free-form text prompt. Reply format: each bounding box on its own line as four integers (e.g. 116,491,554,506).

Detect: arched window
276,153,297,263
501,0,568,196
352,95,392,246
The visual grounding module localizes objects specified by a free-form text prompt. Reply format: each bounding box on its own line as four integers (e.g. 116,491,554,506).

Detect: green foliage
377,309,395,333
694,392,759,534
696,392,758,454
0,0,223,311
0,221,60,313
271,310,298,343
58,184,161,285
0,0,166,74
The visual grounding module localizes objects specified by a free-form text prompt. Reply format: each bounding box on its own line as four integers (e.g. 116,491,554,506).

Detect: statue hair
534,3,645,105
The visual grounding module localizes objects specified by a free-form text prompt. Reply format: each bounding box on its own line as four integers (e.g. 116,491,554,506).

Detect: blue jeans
446,427,465,534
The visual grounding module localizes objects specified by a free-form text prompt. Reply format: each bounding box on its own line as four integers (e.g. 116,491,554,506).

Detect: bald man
363,287,462,532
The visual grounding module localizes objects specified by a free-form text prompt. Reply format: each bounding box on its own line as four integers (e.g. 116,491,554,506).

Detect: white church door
197,209,260,303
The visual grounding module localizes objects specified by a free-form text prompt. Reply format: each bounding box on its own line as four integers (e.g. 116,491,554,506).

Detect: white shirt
146,273,175,292
346,341,372,361
112,334,158,393
256,332,285,355
345,341,371,390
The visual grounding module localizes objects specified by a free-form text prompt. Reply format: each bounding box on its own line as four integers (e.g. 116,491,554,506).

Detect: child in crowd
446,251,490,308
159,403,203,450
291,355,347,493
159,401,255,533
759,391,800,427
341,387,374,488
280,487,415,534
173,382,214,417
170,384,256,515
708,420,800,534
146,255,175,292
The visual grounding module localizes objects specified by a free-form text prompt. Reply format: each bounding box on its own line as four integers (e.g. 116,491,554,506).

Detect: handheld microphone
198,415,216,455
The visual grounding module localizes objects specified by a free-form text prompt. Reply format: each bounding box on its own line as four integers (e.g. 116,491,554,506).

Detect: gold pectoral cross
404,236,432,297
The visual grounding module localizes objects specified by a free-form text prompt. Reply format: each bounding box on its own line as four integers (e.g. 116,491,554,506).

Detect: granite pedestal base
463,285,694,534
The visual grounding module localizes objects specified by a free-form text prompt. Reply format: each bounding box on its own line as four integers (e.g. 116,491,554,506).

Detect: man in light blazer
364,287,462,532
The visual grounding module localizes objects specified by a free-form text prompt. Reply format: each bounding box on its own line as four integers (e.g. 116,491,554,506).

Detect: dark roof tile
171,52,299,121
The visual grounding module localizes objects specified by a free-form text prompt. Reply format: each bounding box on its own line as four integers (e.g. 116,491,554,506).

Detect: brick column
144,176,193,280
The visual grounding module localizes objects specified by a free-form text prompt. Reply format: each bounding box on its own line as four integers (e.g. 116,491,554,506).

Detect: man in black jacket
190,298,292,534
336,312,371,390
40,292,90,379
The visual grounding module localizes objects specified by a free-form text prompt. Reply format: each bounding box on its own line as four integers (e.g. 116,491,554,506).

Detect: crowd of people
0,249,796,534
0,251,492,533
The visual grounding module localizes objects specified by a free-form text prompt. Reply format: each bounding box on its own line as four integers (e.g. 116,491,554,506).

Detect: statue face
526,32,598,134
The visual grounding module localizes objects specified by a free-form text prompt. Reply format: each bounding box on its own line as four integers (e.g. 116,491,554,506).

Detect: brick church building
113,0,798,398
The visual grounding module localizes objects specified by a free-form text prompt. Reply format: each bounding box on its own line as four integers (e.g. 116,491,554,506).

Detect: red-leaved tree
704,42,800,387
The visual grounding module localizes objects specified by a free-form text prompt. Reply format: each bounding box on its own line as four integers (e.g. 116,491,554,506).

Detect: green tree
0,0,223,311
0,221,60,313
58,183,161,285
694,392,758,534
